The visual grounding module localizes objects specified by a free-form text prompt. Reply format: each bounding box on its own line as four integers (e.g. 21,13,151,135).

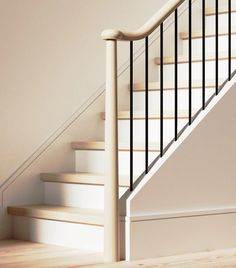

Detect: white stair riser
118,119,188,143
44,182,127,210
12,216,104,252
133,88,215,112
75,151,158,175
182,35,236,56
160,59,236,81
206,12,236,31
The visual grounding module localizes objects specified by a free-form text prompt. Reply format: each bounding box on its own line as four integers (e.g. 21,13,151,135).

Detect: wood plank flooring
84,249,236,268
2,240,236,268
0,240,103,268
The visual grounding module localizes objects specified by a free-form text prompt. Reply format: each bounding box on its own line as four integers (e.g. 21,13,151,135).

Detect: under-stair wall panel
127,77,236,260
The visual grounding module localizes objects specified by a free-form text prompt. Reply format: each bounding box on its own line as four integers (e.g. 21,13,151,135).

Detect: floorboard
0,240,103,268
2,240,236,268
82,248,236,268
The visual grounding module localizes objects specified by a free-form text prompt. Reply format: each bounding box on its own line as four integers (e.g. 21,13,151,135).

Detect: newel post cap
101,29,124,40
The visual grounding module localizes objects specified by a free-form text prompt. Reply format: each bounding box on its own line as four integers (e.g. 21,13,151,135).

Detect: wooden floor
86,249,236,268
0,240,103,268
2,240,236,268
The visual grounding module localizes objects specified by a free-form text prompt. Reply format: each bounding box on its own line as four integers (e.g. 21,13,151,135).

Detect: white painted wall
0,0,169,185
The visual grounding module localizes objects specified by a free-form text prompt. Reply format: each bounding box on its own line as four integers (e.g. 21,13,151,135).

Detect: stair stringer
121,76,236,260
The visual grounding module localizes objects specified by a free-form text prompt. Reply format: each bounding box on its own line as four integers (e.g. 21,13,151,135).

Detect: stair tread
8,205,104,226
155,50,236,65
206,6,236,16
101,110,192,120
71,141,162,152
134,79,219,91
40,172,131,187
180,28,236,40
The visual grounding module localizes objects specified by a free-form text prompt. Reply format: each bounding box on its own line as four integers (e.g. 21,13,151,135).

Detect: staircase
7,0,236,263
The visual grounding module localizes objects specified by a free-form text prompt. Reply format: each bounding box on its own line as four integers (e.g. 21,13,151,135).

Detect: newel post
104,39,120,262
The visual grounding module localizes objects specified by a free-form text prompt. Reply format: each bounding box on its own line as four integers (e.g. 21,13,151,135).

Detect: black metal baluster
189,0,192,125
175,9,178,141
160,23,164,157
145,37,149,173
130,41,133,191
216,0,219,95
202,0,206,109
229,0,231,81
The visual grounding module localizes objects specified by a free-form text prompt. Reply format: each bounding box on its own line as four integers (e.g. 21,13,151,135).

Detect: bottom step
8,205,104,251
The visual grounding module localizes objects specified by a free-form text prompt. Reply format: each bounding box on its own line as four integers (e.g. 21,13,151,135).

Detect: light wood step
8,205,104,226
206,6,236,16
101,110,191,120
71,141,161,152
134,79,218,91
155,51,236,65
180,28,236,40
40,172,131,187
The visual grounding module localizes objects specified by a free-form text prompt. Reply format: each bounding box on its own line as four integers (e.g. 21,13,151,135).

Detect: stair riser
182,35,236,56
75,151,158,175
206,12,236,31
118,119,188,143
160,59,236,81
133,88,215,112
12,216,104,251
44,182,127,210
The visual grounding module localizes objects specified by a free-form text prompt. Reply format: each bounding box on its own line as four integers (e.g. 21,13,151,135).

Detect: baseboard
126,209,236,260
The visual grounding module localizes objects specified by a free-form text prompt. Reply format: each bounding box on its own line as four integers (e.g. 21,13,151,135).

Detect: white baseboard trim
127,210,236,260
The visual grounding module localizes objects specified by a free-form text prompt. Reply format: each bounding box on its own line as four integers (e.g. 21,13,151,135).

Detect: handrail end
101,29,124,41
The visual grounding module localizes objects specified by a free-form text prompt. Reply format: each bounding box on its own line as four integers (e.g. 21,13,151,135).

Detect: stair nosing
206,6,236,16
101,110,192,121
8,205,104,226
180,29,236,40
133,79,223,91
71,141,161,152
155,51,236,65
40,172,130,187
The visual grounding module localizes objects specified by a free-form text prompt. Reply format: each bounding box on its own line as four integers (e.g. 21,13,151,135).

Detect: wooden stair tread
71,141,161,152
134,79,218,91
101,110,191,120
155,51,236,65
180,28,236,40
40,172,131,187
206,6,236,16
7,205,104,226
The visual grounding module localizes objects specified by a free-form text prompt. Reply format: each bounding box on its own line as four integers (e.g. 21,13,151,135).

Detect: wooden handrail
102,0,185,41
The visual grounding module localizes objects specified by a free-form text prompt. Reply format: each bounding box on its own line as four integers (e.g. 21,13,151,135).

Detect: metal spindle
145,37,149,173
229,0,231,81
202,0,206,109
160,23,164,157
189,0,192,125
175,9,178,141
130,41,133,191
216,0,219,95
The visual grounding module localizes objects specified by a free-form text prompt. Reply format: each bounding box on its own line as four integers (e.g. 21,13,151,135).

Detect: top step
206,6,236,16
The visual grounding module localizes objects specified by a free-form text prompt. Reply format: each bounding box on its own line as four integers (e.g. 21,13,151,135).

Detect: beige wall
130,79,236,215
0,0,169,185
